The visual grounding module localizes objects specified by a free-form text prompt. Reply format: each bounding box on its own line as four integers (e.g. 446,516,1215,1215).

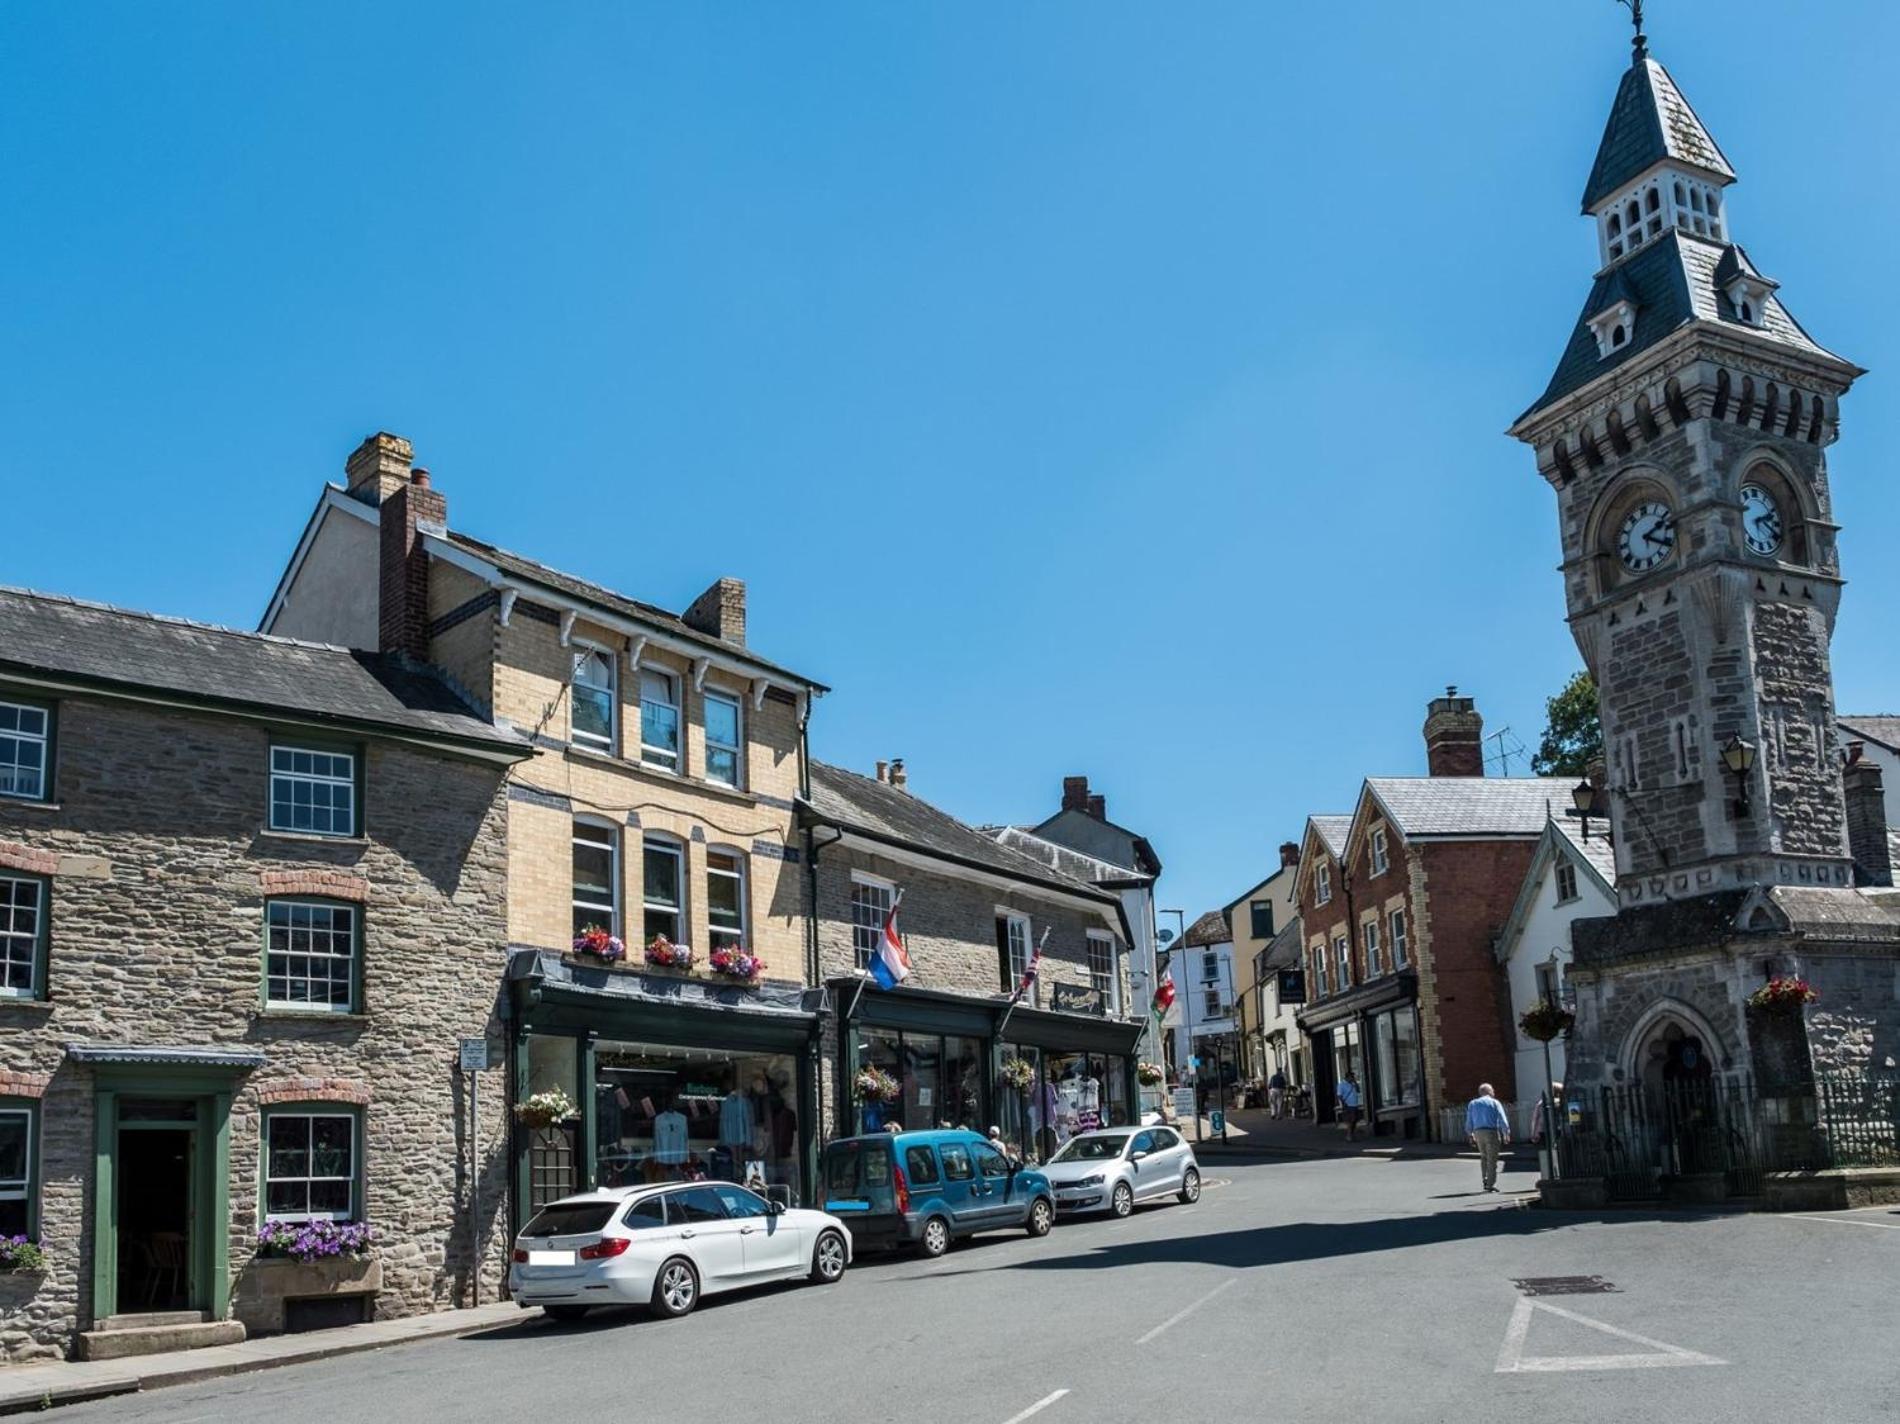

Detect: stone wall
1803,950,1900,1074
0,694,512,1360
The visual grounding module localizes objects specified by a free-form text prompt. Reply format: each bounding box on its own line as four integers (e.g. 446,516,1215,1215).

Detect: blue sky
5,2,1899,926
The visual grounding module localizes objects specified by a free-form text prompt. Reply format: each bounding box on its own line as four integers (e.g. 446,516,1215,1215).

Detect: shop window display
856,1028,989,1135
593,1039,801,1205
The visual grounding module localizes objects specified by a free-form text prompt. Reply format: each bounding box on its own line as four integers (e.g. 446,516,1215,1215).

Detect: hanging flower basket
645,936,694,971
1519,1001,1576,1042
571,925,627,964
514,1087,578,1129
853,1067,901,1105
998,1058,1035,1094
1747,976,1818,1015
0,1237,44,1274
256,1219,375,1264
1136,1062,1166,1087
708,945,765,983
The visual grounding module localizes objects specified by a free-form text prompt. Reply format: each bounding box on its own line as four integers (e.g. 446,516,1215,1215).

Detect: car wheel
811,1230,848,1284
651,1257,699,1318
1111,1181,1134,1218
918,1216,952,1258
1178,1167,1202,1204
1026,1197,1054,1237
543,1305,590,1323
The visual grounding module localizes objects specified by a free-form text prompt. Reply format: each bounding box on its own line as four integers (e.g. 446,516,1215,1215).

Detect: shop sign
1171,1088,1196,1120
1277,968,1306,1004
458,1038,492,1072
1051,983,1106,1016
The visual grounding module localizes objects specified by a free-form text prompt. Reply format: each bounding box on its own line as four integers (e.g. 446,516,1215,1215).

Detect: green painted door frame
89,1072,238,1325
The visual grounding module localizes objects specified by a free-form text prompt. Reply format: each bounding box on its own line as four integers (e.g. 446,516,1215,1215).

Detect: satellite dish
1157,928,1176,944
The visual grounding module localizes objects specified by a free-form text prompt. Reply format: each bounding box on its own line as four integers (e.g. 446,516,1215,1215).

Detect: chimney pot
1086,793,1106,820
411,467,431,488
1062,776,1090,813
1423,687,1485,778
875,760,889,783
890,758,908,791
1279,841,1300,869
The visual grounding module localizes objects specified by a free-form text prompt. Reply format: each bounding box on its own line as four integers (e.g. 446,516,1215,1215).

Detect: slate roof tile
1582,58,1734,212
1366,777,1572,839
0,587,525,753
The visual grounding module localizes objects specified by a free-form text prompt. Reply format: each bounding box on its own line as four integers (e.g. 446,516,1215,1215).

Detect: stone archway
1619,998,1727,1095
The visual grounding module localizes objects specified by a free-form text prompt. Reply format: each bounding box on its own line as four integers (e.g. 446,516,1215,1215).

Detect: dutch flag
870,891,911,989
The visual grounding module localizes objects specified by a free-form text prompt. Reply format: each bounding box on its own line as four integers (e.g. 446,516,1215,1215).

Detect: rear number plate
528,1250,575,1266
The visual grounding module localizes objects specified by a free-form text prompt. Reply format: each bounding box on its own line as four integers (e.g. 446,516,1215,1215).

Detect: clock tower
1510,24,1863,909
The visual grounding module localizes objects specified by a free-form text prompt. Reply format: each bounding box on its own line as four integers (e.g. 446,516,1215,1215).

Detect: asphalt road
59,1150,1900,1423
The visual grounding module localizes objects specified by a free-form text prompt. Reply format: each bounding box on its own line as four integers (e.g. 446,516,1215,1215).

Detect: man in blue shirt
1465,1084,1512,1192
1335,1073,1363,1141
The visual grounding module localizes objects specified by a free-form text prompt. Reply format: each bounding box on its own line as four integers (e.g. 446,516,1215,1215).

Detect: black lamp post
1570,778,1599,841
1720,734,1757,817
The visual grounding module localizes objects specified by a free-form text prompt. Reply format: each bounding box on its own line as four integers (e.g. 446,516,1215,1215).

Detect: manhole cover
1513,1276,1619,1297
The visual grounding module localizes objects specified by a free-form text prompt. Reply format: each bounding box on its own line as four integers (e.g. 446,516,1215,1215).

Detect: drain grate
1513,1276,1619,1297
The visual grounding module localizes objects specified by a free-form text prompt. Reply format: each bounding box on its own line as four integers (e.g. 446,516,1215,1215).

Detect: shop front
1298,972,1424,1139
829,979,1142,1164
507,950,824,1224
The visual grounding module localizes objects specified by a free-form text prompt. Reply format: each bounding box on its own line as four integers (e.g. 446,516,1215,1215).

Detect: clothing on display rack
719,1090,754,1147
653,1108,689,1164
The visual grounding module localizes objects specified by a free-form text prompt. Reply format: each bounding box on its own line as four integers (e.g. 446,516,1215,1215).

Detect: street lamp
1720,734,1757,817
1570,778,1599,841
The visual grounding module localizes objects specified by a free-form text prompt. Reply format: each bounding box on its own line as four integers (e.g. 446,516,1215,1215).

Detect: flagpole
995,927,1049,1043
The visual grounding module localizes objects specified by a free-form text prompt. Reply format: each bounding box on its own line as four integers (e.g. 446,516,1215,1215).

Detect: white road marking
1134,1278,1236,1345
1000,1388,1069,1424
1494,1297,1726,1373
1786,1213,1900,1231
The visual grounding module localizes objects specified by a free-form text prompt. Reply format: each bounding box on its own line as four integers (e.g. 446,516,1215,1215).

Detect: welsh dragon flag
1151,968,1177,1022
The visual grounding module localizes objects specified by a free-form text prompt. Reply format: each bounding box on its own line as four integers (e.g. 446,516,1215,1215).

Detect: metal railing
1548,1072,1900,1199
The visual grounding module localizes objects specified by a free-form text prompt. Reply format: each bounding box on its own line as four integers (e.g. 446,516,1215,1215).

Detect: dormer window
1588,298,1639,359
1725,272,1774,328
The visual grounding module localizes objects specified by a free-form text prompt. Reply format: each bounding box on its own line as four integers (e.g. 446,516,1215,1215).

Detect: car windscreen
521,1201,618,1238
1049,1134,1131,1163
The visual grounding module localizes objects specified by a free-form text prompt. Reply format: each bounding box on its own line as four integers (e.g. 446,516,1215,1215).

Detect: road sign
459,1038,491,1073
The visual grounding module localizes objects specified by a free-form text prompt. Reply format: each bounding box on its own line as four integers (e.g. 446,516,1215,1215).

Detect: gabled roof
1221,862,1292,919
1309,816,1352,860
1262,917,1304,972
1181,910,1230,948
0,587,527,759
1582,56,1734,212
1521,231,1843,422
1493,817,1619,965
1363,776,1572,841
1026,806,1162,878
1840,716,1900,755
801,762,1118,910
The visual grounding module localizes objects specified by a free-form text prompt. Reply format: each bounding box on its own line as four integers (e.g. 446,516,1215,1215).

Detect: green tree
1530,671,1602,778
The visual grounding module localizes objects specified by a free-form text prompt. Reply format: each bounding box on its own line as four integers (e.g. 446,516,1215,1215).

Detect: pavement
1170,1106,1530,1162
19,1151,1900,1422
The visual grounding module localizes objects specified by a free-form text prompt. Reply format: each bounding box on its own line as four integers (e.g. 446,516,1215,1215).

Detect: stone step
92,1310,206,1332
77,1318,245,1361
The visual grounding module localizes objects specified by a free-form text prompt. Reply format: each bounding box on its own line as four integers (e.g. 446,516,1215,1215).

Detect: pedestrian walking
1268,1069,1287,1119
1335,1073,1363,1141
1465,1083,1512,1192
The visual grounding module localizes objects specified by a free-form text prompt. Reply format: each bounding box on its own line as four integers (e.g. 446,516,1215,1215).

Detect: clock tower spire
1509,24,1863,909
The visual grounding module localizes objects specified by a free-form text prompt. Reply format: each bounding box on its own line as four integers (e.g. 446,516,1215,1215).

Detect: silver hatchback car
1038,1126,1201,1217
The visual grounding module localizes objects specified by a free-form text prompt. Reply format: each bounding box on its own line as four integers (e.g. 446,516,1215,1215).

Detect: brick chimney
345,431,413,506
1423,686,1485,778
1086,793,1106,820
1062,776,1090,813
683,577,746,646
874,760,888,783
889,758,908,792
1844,752,1892,887
1279,841,1300,869
379,466,446,661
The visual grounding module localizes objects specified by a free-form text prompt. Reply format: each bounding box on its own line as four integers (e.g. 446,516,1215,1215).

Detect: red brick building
1294,692,1567,1139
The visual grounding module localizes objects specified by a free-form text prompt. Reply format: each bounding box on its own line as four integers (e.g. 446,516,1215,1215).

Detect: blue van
822,1130,1056,1257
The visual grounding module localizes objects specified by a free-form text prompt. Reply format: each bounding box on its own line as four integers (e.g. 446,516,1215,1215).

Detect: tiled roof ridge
0,584,353,656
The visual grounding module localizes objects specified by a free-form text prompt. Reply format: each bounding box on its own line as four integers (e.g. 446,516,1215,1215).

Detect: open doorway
117,1123,194,1313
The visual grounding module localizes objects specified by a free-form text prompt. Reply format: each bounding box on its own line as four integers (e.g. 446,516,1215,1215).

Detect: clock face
1616,499,1677,572
1740,483,1784,556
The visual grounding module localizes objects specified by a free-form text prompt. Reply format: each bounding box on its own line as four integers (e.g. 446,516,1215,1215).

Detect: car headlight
1076,1174,1104,1188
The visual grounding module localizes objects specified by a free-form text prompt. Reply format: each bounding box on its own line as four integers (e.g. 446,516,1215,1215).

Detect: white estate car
1037,1126,1202,1217
509,1181,853,1320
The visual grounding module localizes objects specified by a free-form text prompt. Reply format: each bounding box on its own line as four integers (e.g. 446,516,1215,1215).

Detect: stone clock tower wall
1507,31,1900,1100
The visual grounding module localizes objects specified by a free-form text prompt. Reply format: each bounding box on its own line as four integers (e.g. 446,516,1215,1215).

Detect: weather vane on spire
1615,0,1649,61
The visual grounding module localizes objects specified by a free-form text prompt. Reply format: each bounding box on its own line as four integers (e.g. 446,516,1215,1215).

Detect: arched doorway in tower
1633,1019,1715,1097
